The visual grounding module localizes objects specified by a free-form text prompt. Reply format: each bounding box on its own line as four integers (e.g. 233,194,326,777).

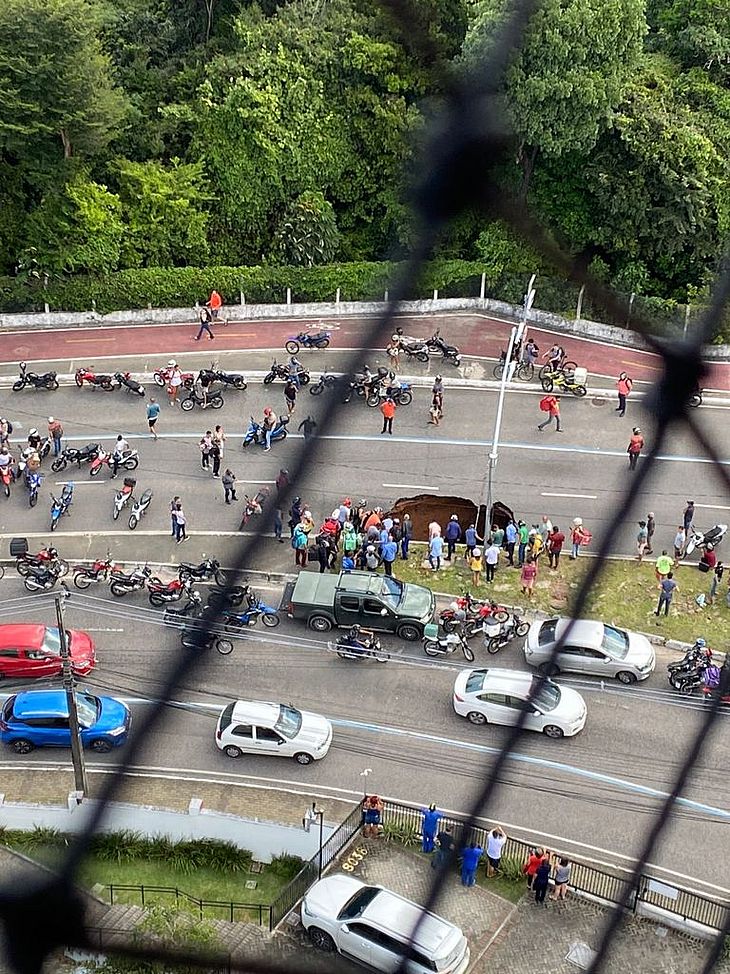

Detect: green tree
0,0,127,162
462,0,646,193
271,191,341,266
648,0,730,82
22,173,124,276
114,159,211,267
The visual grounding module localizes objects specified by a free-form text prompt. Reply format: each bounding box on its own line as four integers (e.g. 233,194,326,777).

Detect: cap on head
450,514,458,520
48,416,54,423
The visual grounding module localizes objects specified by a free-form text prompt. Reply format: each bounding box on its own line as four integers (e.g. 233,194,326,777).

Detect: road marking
382,483,440,491
541,491,598,500
222,332,256,338
621,360,661,372
237,480,276,485
53,481,104,487
693,504,730,511
65,338,119,344
82,628,125,633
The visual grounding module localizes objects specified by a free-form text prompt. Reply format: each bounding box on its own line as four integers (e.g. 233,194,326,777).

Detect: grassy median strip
394,545,727,646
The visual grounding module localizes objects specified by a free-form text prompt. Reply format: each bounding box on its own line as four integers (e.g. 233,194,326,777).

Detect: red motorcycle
153,363,194,390
89,447,140,478
440,593,510,638
15,545,69,577
75,367,115,391
73,555,119,589
148,576,191,607
0,465,13,498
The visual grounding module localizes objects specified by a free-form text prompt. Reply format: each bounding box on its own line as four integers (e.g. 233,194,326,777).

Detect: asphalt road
0,369,727,558
0,585,728,891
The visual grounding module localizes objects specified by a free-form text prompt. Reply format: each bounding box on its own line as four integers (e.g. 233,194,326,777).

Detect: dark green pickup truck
282,570,435,641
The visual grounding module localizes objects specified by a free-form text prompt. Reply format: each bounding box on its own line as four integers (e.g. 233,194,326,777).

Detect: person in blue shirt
146,398,161,440
505,519,518,566
444,514,462,561
429,534,444,571
461,841,484,886
342,553,355,573
464,523,481,561
380,537,398,576
421,804,442,853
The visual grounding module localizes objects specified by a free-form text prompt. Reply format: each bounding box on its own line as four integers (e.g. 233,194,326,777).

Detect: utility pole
315,805,325,880
56,588,87,797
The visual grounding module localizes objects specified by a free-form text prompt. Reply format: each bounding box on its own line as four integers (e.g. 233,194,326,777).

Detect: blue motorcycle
285,330,331,354
27,470,43,508
242,415,289,449
366,378,413,407
50,483,74,531
222,594,280,638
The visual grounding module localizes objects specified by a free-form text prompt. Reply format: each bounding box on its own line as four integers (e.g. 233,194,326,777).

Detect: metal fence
106,884,271,925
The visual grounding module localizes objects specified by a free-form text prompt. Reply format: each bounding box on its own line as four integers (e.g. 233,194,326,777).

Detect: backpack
539,396,552,412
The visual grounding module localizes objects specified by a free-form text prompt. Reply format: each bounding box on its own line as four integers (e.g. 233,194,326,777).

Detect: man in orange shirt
537,395,562,433
627,427,644,470
616,371,633,417
380,397,396,435
207,289,223,319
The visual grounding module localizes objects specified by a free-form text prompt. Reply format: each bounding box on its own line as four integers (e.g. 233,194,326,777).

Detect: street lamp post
56,587,87,798
359,768,372,799
315,806,325,880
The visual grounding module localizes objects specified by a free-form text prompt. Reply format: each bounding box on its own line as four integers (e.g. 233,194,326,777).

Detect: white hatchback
215,700,332,764
453,667,587,738
302,874,470,974
524,618,656,684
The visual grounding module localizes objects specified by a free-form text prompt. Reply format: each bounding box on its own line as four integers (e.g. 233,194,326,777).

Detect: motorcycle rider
111,434,130,479
287,355,304,389
27,428,42,452
341,625,370,656
262,407,276,452
0,446,15,480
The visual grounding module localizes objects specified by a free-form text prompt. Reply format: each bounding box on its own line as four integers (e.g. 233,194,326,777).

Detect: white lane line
53,481,104,487
694,503,730,511
237,480,276,485
383,483,440,491
541,491,598,500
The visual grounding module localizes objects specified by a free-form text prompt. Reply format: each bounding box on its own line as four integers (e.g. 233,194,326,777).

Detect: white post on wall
335,288,341,305
683,303,691,339
286,287,292,306
576,284,585,322
433,289,438,301
240,290,245,306
480,272,486,300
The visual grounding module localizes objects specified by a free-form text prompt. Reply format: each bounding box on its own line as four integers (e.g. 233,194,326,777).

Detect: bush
381,822,421,848
0,826,68,853
267,853,305,881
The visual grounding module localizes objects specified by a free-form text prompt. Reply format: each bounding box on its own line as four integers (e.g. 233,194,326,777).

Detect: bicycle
492,352,535,382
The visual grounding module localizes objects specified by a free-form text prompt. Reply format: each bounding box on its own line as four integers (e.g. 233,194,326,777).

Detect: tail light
215,727,221,740
454,693,464,702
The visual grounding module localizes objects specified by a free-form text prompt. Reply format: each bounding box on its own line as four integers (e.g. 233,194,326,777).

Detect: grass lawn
395,544,727,646
6,845,295,921
394,844,525,905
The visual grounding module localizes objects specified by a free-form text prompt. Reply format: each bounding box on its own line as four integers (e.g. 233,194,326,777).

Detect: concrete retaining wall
0,792,333,863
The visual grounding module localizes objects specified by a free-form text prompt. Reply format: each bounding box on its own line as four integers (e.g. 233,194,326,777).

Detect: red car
0,625,95,680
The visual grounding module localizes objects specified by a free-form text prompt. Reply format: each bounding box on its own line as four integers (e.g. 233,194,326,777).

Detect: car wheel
308,928,336,952
90,739,112,753
466,711,487,726
224,745,242,758
294,752,314,765
396,623,420,641
543,725,565,739
538,662,560,677
616,671,637,685
308,615,332,633
12,739,34,754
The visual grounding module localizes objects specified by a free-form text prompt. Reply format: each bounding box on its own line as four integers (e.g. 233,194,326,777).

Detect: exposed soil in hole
387,495,514,541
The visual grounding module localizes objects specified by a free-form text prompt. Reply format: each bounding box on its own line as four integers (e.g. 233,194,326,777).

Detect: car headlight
107,726,126,736
302,901,314,917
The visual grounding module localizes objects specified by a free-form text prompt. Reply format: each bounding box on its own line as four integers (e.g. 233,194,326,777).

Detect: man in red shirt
627,427,644,470
380,397,396,435
537,395,562,433
547,525,565,570
616,371,633,417
207,289,223,319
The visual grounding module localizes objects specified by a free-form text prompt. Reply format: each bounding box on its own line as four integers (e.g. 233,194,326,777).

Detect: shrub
497,855,526,883
381,822,421,848
267,853,305,881
90,830,147,864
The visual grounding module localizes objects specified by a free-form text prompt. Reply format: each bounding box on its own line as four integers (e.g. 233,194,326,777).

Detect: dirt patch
388,494,478,541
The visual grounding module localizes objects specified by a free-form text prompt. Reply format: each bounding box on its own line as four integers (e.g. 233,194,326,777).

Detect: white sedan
215,700,333,764
524,618,655,684
453,667,587,738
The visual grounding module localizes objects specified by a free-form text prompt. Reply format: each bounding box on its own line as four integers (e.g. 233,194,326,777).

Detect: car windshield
39,628,73,656
601,625,629,659
538,619,558,646
75,692,100,728
465,670,487,693
337,886,381,920
530,678,561,712
380,576,403,606
274,705,303,739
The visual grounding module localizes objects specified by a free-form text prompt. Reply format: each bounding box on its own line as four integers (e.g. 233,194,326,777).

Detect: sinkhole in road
388,494,478,540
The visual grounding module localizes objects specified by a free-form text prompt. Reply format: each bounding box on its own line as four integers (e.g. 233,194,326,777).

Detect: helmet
633,427,641,434
28,428,37,437
47,416,54,423
450,514,458,521
707,544,714,551
293,496,301,505
450,601,458,611
167,359,177,367
351,625,361,633
264,407,273,416
367,545,375,553
435,374,442,382
344,497,351,506
696,638,707,647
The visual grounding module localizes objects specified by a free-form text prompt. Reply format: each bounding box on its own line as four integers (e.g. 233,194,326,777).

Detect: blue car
0,689,130,754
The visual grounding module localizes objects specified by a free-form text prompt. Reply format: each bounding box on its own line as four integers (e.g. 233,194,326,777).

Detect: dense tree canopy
0,0,727,300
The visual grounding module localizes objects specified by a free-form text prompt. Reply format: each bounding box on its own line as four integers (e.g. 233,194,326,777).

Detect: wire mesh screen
2,0,730,972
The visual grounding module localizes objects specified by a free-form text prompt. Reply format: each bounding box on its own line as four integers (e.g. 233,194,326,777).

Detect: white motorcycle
685,524,727,556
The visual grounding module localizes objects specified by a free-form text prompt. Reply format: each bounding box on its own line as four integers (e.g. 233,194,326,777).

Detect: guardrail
106,883,270,925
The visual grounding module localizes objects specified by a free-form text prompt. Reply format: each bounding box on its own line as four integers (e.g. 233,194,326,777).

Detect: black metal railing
106,883,271,925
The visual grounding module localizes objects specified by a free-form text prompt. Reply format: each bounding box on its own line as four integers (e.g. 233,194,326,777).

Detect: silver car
524,618,655,684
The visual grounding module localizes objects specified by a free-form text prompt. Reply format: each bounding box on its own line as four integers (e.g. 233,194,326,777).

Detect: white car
302,874,469,974
452,667,586,738
524,618,656,684
215,700,332,764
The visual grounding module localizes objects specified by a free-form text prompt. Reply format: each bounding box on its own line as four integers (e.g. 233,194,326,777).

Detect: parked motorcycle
51,443,100,473
197,367,247,390
12,362,59,392
178,558,228,587
205,584,249,609
285,331,331,354
366,374,413,407
342,366,389,404
89,448,139,478
425,329,462,366
148,576,191,607
335,627,390,662
23,563,62,593
223,593,280,634
153,363,195,389
114,371,146,397
109,564,152,597
242,415,289,448
263,359,311,385
240,488,270,529
685,524,728,556
540,367,588,398
309,369,338,396
163,590,205,624
180,622,233,656
112,477,136,521
668,641,713,689
50,484,74,531
26,470,43,508
180,388,224,411
75,367,115,391
422,624,475,661
440,595,509,638
128,488,153,530
73,554,117,589
15,545,69,578
394,330,430,363
483,615,530,654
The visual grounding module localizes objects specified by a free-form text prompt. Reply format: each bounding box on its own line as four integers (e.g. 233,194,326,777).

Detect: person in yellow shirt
530,531,544,562
469,547,484,587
